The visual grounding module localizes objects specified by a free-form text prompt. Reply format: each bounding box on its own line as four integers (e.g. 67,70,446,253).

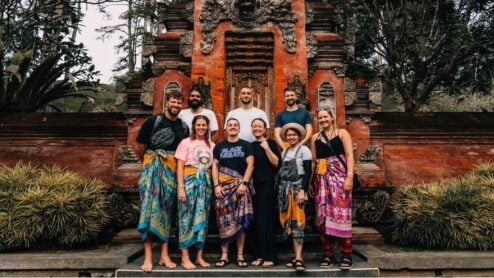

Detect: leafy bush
392,163,494,250
0,162,109,250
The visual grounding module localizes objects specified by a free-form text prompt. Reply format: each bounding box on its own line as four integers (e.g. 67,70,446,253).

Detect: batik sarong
279,178,305,242
214,166,254,244
315,155,352,238
178,166,213,249
137,149,177,242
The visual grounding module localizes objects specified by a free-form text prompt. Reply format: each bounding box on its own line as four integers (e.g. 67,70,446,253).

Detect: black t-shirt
213,139,253,175
136,115,189,151
251,139,281,183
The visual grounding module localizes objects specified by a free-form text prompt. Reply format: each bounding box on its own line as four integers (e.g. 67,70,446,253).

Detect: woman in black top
250,118,281,268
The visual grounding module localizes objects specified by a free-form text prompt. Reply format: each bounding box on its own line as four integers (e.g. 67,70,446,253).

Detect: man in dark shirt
274,88,313,150
135,90,189,272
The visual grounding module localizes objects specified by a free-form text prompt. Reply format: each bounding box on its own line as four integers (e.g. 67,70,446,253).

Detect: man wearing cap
225,86,269,142
274,88,313,150
178,87,219,141
135,89,189,272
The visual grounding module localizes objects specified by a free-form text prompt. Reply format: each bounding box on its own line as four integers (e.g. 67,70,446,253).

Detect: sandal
237,253,248,268
339,256,353,270
294,260,306,272
286,258,296,268
251,258,264,266
319,255,335,268
215,252,229,268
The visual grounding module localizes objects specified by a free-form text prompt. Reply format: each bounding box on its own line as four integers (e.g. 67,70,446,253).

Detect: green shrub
0,162,109,250
392,163,494,250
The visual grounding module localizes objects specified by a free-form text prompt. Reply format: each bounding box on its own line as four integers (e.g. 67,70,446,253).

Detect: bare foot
158,257,177,269
195,258,210,268
181,260,196,270
140,261,153,272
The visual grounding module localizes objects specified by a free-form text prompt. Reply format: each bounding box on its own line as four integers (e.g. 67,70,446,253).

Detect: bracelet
347,172,354,177
214,184,220,188
178,185,184,188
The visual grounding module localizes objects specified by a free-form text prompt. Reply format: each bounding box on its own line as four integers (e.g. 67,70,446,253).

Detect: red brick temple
1,0,492,228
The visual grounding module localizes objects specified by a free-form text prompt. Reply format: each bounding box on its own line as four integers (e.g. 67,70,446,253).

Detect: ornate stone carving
115,93,127,106
360,115,372,124
344,91,357,106
118,145,140,165
358,145,381,163
186,1,195,23
306,32,317,59
344,77,357,92
179,31,193,58
199,0,297,54
330,64,347,77
317,82,335,109
140,78,155,107
192,77,213,109
107,193,140,229
305,4,314,25
353,190,390,225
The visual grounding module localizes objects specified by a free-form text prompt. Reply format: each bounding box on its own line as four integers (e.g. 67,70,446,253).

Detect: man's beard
188,99,202,109
241,98,252,105
286,99,296,106
167,106,179,116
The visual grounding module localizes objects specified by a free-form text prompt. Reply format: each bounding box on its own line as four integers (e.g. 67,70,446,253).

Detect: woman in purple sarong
212,118,254,268
309,107,355,269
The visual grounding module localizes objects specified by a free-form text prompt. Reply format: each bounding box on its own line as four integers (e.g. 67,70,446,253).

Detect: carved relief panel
317,82,335,109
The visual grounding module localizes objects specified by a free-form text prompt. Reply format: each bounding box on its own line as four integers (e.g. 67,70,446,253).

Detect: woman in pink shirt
175,115,215,269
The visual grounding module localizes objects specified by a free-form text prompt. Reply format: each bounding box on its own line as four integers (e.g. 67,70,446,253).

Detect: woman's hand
237,183,247,196
343,176,353,191
178,186,186,202
214,185,223,198
308,184,314,199
297,189,306,204
260,140,269,150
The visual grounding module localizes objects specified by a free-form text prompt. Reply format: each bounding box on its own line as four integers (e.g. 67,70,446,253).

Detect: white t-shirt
225,107,269,142
281,145,312,175
178,108,219,133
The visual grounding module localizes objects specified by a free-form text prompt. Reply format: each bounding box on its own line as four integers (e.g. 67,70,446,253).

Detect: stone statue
287,74,311,110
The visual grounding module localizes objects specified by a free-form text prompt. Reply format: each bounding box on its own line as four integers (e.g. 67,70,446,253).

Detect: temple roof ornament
199,0,298,54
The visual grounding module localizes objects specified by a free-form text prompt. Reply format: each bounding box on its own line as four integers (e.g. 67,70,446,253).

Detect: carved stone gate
225,32,275,122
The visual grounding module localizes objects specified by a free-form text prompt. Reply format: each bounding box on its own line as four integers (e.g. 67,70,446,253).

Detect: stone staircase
113,228,381,277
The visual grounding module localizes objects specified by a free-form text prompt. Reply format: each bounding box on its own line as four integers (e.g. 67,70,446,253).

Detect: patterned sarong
178,166,213,249
137,149,177,242
279,178,305,242
315,155,352,238
214,167,254,244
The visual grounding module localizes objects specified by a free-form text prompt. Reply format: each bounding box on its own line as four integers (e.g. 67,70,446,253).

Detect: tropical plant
0,0,100,112
392,163,494,250
0,162,109,250
337,0,494,113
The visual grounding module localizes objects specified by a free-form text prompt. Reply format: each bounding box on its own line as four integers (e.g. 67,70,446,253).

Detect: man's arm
274,127,286,150
300,124,313,146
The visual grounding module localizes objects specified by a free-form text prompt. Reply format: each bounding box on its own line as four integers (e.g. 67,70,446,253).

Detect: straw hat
280,123,307,141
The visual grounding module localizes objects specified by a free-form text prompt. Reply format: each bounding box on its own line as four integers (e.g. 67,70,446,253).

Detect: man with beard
135,90,189,272
225,86,269,142
274,88,313,150
179,88,219,141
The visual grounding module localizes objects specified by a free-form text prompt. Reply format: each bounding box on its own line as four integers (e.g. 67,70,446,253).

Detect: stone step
115,251,379,277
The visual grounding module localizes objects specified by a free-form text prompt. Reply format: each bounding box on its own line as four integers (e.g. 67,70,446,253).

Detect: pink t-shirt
175,137,215,168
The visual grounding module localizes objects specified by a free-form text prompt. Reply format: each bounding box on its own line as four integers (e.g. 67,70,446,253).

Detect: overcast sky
78,4,126,84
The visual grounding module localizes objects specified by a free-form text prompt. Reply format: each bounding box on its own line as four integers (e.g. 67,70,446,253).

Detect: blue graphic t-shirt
213,139,253,174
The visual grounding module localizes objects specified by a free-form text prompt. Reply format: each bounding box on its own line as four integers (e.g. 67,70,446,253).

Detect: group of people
135,85,356,273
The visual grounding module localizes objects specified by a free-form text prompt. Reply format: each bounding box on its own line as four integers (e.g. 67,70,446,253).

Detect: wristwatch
241,180,248,185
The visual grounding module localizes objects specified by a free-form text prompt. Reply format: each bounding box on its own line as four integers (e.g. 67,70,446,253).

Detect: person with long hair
278,123,312,272
212,118,254,268
175,115,215,269
309,107,355,269
249,118,281,268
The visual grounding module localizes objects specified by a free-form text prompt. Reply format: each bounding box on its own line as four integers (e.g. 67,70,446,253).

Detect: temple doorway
225,32,275,123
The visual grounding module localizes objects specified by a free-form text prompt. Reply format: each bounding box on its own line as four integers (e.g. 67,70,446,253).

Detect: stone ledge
0,243,143,270
355,245,494,270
